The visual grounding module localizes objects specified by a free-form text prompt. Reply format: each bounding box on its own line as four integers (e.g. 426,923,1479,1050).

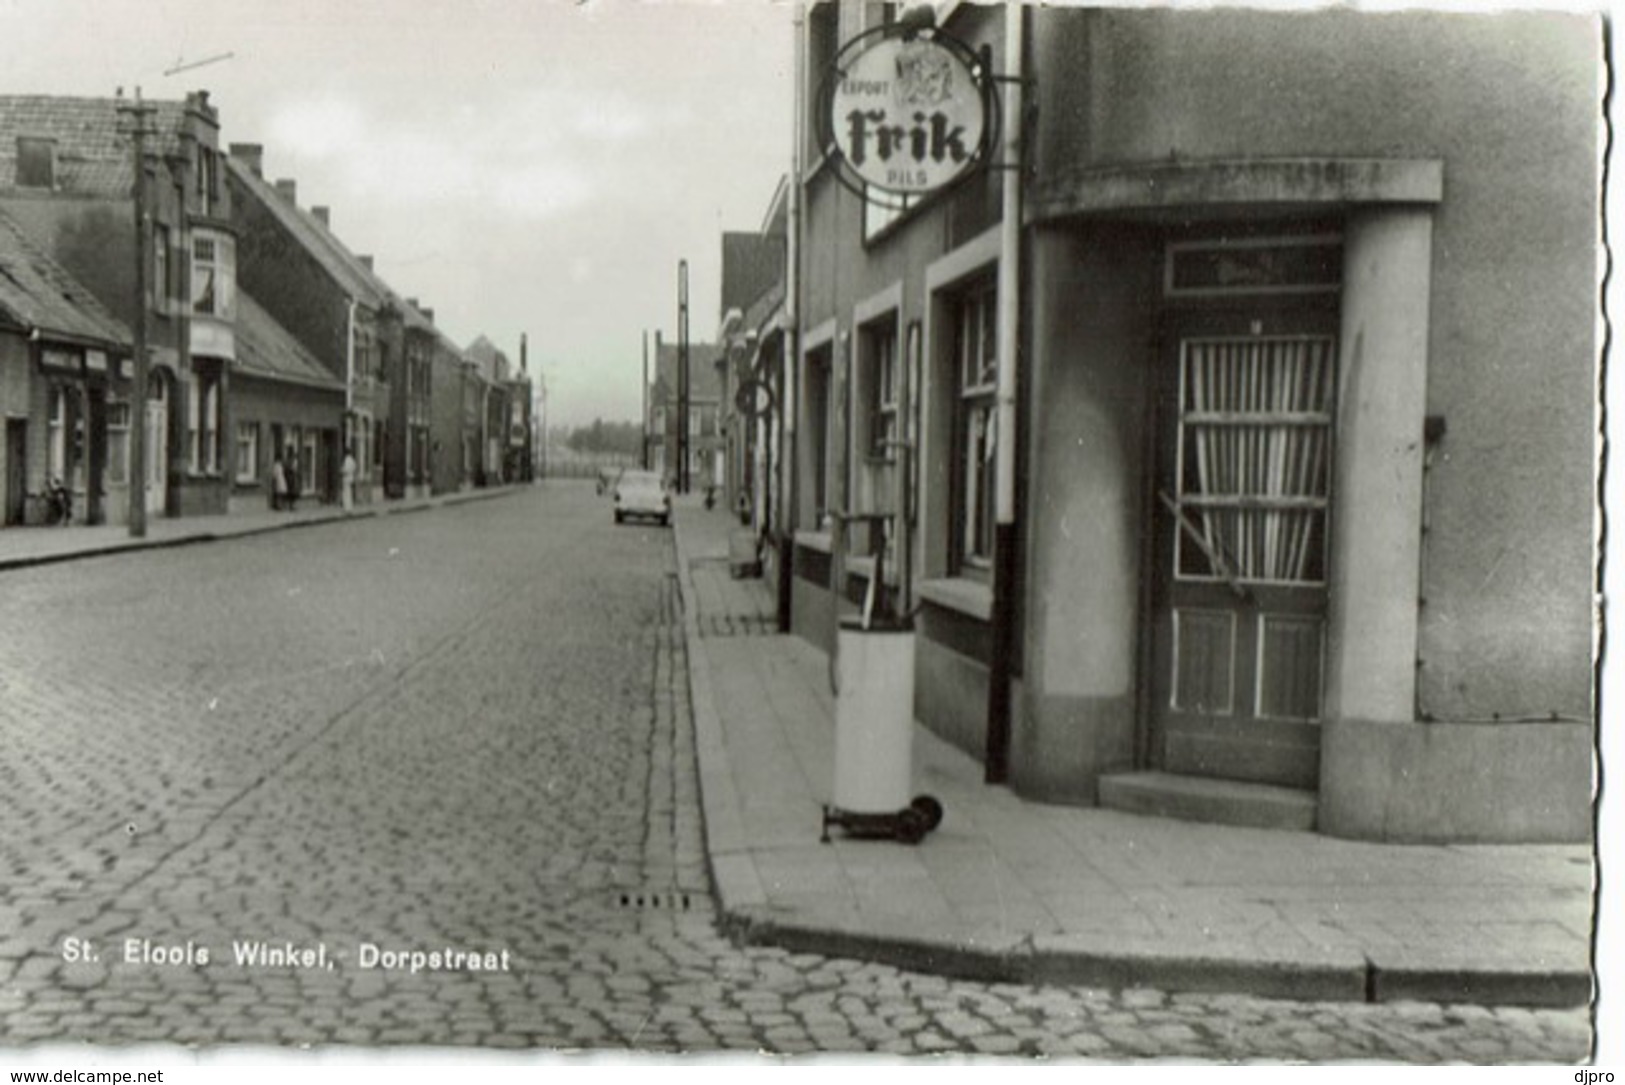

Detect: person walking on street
285,448,300,512
341,444,357,512
271,456,287,511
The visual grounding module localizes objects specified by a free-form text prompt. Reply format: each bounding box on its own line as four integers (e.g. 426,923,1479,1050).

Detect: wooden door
5,420,25,525
1150,312,1337,788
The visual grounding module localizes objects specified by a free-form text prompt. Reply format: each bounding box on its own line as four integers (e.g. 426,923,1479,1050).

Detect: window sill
794,530,833,554
917,577,993,622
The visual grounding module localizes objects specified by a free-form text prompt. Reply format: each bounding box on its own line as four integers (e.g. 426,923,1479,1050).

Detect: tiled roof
654,339,723,401
234,291,344,391
0,95,189,195
721,232,784,321
743,280,786,338
0,207,129,347
227,156,386,306
464,335,509,381
228,154,456,357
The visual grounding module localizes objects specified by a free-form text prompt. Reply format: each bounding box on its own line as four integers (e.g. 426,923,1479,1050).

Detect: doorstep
1097,770,1318,832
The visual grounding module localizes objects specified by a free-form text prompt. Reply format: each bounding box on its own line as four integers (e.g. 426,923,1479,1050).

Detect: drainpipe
345,298,356,413
779,1,806,633
344,297,356,470
985,3,1025,784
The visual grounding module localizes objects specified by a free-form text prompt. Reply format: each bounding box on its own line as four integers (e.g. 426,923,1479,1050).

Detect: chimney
406,297,419,311
15,136,56,189
228,143,264,178
311,206,330,228
421,308,434,325
273,178,297,205
520,333,528,376
359,255,374,272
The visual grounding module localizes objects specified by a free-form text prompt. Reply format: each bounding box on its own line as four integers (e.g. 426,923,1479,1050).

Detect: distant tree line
564,418,642,457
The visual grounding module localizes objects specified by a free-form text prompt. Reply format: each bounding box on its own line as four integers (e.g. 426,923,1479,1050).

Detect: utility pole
678,259,689,494
118,88,155,539
641,331,650,471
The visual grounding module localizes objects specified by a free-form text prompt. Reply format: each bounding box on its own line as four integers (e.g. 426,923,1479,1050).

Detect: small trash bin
832,617,916,814
822,615,942,845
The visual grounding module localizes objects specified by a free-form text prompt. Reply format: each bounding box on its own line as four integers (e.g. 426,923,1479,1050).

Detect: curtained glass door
1150,316,1337,789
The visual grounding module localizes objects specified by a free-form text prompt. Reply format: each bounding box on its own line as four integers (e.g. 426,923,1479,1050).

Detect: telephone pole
118,88,155,539
678,260,690,495
641,331,650,471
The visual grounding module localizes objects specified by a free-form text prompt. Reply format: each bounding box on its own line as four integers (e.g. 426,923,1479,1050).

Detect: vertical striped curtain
1182,339,1335,584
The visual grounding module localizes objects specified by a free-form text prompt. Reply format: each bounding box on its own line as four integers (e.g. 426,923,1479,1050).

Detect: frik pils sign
821,25,995,200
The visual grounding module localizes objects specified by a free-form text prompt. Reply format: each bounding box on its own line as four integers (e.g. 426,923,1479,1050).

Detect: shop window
235,421,258,483
106,401,131,485
949,280,996,574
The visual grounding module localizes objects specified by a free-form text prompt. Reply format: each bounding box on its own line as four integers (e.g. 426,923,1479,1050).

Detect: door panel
6,420,25,525
1151,311,1336,789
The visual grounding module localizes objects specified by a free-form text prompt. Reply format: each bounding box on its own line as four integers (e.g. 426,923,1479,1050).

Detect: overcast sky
2,0,794,428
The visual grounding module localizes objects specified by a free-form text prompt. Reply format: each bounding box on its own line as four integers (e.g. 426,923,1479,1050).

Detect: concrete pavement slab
671,499,1595,1008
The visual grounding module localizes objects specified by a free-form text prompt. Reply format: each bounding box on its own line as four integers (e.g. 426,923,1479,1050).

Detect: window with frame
806,1,839,165
191,233,235,319
950,280,997,573
864,188,920,241
47,385,67,481
188,365,222,475
195,146,220,216
805,344,832,524
106,400,131,485
863,318,899,458
353,412,372,481
153,225,170,306
235,421,258,483
301,430,318,493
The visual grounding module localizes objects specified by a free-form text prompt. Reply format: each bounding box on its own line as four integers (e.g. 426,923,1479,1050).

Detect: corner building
786,3,1598,843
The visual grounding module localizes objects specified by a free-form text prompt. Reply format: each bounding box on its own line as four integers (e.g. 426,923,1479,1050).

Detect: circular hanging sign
825,29,993,199
735,379,776,420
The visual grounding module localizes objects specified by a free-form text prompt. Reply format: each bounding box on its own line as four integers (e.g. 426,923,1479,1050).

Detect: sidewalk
671,497,1595,1008
0,484,523,572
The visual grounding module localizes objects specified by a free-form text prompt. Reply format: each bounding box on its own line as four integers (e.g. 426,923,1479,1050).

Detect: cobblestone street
0,485,1593,1060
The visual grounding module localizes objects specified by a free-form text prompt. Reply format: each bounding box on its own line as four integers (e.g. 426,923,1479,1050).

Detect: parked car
613,470,670,526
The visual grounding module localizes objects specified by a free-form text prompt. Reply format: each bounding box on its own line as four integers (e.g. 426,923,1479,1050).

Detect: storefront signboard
824,28,994,200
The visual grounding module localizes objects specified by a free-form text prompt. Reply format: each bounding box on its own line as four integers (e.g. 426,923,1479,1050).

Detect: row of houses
0,92,535,529
704,3,1599,845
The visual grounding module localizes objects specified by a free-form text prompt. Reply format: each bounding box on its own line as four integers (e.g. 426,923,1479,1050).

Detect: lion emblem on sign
894,40,954,108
